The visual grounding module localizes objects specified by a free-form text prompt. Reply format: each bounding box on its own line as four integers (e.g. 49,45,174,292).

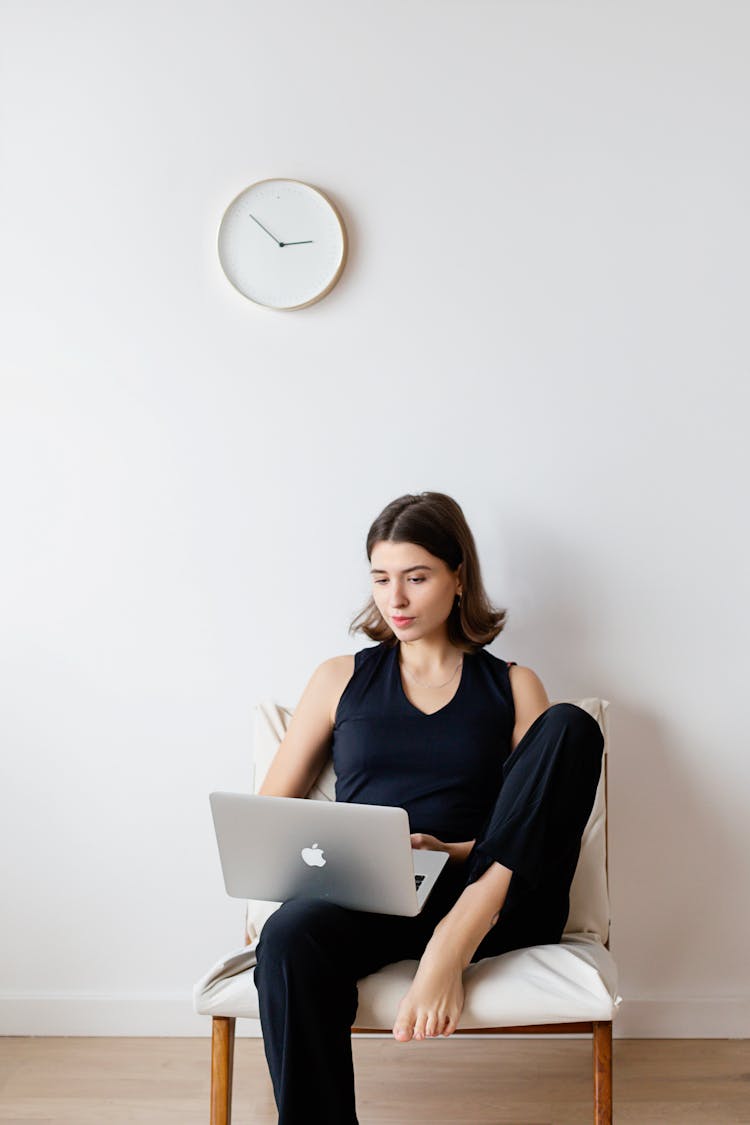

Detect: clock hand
249,213,282,246
279,239,314,247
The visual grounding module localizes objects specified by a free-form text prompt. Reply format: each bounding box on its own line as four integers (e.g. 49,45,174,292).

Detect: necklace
400,653,464,689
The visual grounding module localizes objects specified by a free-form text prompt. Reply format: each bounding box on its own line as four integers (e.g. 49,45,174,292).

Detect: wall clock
217,178,348,310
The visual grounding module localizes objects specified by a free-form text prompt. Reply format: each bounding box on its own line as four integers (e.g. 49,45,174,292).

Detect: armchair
194,697,622,1124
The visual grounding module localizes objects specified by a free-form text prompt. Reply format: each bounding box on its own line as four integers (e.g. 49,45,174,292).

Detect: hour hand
280,239,314,247
249,213,282,246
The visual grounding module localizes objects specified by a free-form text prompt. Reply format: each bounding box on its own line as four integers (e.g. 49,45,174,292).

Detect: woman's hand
410,834,476,864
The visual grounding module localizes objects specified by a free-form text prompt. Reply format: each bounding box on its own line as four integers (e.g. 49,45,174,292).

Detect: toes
394,998,459,1041
392,1006,414,1041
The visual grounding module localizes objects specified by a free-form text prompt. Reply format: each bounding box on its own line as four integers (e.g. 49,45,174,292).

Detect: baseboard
2,994,748,1037
0,994,253,1037
612,996,750,1038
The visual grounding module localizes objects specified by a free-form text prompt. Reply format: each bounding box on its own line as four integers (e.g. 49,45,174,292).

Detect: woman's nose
390,585,408,607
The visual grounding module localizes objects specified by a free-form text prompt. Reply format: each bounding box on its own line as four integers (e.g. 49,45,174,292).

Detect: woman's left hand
410,834,475,863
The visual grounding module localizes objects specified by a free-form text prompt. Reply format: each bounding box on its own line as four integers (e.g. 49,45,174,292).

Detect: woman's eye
373,577,424,585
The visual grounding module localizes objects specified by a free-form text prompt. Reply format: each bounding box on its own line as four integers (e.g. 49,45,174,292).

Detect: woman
254,492,604,1125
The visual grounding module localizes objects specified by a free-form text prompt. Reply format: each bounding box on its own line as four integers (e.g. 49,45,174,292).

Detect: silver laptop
209,792,451,917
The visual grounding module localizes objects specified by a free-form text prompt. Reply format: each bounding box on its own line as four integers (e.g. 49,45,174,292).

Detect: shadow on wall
484,512,604,684
485,514,742,1030
607,702,737,997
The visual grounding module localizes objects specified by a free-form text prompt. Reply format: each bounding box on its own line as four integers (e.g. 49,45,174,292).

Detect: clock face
217,179,347,310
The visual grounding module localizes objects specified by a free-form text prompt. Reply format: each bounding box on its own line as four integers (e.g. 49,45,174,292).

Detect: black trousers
253,702,605,1125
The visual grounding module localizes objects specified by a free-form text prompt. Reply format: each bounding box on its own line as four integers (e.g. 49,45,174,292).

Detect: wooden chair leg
210,1016,236,1125
592,1020,612,1125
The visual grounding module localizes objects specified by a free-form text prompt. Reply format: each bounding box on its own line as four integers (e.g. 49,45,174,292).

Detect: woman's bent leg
253,897,433,1125
463,702,605,958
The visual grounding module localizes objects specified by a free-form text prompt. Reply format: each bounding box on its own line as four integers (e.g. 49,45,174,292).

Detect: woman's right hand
410,834,476,864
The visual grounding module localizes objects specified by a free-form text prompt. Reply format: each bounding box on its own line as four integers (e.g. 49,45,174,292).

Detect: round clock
217,179,348,310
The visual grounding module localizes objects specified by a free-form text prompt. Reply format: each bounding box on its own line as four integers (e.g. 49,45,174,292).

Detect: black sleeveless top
331,642,517,842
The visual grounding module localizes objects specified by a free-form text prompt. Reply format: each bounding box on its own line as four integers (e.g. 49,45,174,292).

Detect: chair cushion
193,932,622,1025
244,695,611,945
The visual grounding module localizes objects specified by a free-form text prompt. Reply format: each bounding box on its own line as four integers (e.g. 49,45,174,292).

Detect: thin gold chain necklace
400,653,464,689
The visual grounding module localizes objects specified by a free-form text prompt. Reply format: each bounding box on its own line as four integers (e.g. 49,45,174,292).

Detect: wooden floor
0,1037,748,1123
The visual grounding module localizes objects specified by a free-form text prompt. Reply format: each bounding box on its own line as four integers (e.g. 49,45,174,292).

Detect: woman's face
369,540,462,642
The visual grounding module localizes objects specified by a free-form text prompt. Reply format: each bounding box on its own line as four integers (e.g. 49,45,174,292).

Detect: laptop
209,792,451,917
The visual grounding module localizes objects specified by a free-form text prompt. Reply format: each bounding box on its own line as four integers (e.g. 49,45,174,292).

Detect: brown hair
348,492,507,653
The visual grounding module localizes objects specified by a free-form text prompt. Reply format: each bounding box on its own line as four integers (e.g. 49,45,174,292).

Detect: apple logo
301,842,326,867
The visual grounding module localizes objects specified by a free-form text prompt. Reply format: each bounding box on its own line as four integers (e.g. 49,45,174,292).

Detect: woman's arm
258,656,352,799
507,664,550,752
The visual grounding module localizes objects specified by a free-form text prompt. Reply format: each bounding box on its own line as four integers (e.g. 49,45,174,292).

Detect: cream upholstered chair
194,697,622,1125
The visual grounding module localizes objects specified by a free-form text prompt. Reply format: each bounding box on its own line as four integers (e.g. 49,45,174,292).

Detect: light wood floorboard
0,1037,748,1124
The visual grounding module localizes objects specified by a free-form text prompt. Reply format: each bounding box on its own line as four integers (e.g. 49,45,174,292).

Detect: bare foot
392,932,466,1042
392,860,510,1042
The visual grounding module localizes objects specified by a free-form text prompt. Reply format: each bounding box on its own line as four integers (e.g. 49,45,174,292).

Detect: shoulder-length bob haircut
349,492,507,653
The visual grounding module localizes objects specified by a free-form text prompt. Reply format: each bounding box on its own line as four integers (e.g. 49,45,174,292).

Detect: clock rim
217,177,348,311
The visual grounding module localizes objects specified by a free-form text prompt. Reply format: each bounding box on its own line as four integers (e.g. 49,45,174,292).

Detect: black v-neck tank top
331,642,517,843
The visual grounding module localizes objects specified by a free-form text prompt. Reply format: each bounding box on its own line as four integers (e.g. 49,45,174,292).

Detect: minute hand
249,213,282,245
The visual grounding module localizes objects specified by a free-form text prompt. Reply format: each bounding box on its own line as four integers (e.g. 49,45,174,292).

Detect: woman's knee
256,899,348,968
254,900,367,1016
545,702,604,751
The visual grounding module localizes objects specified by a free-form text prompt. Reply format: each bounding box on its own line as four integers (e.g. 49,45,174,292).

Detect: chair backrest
248,697,610,946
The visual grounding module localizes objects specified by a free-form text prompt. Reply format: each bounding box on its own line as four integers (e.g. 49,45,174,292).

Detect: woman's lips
392,616,415,626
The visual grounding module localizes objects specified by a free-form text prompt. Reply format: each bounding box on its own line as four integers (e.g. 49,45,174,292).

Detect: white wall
1,0,748,1037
